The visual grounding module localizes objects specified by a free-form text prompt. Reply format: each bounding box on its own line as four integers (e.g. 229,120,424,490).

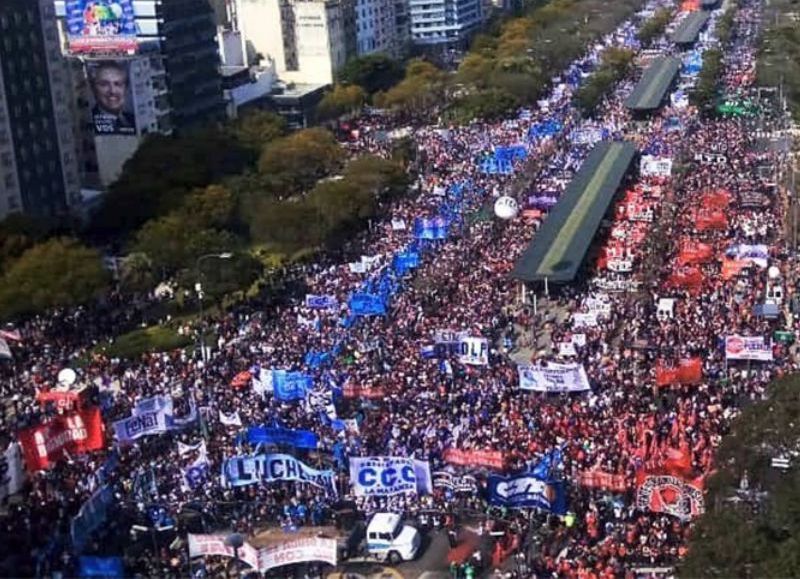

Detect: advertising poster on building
66,0,138,55
86,60,137,136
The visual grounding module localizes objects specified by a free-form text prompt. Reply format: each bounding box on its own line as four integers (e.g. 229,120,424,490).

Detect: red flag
577,470,627,492
18,407,105,471
36,390,82,411
700,189,731,209
695,210,728,232
678,357,702,384
636,470,705,519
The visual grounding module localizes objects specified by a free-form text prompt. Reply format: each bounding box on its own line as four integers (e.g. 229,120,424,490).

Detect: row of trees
574,47,635,114
678,373,800,577
691,48,723,115
316,0,648,125
757,0,800,122
636,7,674,47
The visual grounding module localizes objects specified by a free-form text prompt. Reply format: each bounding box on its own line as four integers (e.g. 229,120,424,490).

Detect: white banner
188,534,261,569
640,155,673,177
725,335,773,361
571,333,587,347
572,313,598,328
458,337,489,366
727,244,769,268
0,442,25,500
349,457,432,497
260,537,338,571
219,410,242,427
584,296,611,317
113,407,170,442
558,342,577,357
188,535,337,571
519,363,591,393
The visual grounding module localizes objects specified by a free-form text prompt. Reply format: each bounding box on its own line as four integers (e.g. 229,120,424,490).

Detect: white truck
364,513,421,564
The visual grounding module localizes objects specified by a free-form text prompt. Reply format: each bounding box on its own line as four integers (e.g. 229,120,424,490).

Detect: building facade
0,0,80,219
52,0,226,187
238,0,356,86
356,0,398,56
408,0,484,46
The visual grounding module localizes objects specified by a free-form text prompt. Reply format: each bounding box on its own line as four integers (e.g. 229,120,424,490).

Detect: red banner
18,408,105,471
695,211,728,232
636,471,705,519
342,385,385,399
676,241,713,266
700,189,731,209
667,267,704,291
36,390,82,411
444,449,506,471
656,358,703,386
721,258,748,280
230,371,252,390
577,470,627,492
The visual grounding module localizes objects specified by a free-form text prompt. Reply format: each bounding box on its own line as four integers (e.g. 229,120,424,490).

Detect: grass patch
92,324,193,359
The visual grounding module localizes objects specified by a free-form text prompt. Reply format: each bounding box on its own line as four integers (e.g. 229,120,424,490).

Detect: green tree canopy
374,59,445,112
0,238,110,318
338,53,404,95
228,110,287,154
258,128,344,195
317,84,367,121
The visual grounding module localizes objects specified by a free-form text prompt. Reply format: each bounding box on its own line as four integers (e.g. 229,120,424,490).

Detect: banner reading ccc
349,457,432,497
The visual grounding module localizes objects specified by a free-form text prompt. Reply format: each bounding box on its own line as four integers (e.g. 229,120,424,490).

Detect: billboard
66,0,138,55
86,60,137,136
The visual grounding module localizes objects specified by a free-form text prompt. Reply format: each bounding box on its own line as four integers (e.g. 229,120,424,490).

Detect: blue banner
272,370,312,401
304,350,331,369
392,252,420,276
222,454,336,495
247,425,319,449
413,217,449,240
71,485,115,553
349,293,387,316
79,556,124,578
487,474,566,514
494,145,527,163
305,294,337,309
528,119,562,140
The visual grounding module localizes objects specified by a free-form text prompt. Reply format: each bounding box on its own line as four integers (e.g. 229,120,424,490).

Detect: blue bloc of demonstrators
272,370,312,401
79,556,124,578
487,474,567,514
413,217,449,241
349,293,387,316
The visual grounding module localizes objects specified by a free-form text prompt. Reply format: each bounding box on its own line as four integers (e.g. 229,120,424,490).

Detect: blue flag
349,293,387,316
247,425,319,449
272,371,312,401
487,474,567,514
79,556,124,578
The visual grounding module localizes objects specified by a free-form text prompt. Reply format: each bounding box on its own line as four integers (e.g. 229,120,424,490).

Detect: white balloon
57,368,77,388
494,196,519,220
768,266,781,279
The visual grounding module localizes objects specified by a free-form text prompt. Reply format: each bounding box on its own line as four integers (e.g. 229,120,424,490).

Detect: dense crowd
0,0,792,578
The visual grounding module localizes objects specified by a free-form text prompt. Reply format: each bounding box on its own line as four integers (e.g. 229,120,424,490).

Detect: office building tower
0,0,80,219
408,0,484,46
356,0,398,56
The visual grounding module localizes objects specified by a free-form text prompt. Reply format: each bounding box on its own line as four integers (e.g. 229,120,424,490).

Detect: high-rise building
408,0,484,46
355,0,398,56
0,0,80,219
52,0,226,187
238,0,356,86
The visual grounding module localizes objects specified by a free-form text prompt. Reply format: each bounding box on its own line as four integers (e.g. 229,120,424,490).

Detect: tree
0,238,110,318
343,155,409,198
91,127,252,239
316,84,366,121
229,110,286,154
338,53,404,95
258,128,344,195
119,252,156,294
636,8,674,47
456,54,495,89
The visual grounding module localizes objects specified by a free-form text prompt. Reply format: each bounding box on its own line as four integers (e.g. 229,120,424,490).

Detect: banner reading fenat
18,407,105,471
725,335,773,361
636,472,705,520
443,449,506,470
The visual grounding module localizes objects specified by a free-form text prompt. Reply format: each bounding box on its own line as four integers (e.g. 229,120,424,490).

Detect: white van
365,513,421,564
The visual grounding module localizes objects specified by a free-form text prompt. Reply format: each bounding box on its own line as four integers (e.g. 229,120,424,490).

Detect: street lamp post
194,252,233,438
224,533,245,578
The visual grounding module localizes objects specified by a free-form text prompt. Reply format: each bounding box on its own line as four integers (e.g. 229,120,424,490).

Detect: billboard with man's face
86,60,137,136
66,0,138,55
